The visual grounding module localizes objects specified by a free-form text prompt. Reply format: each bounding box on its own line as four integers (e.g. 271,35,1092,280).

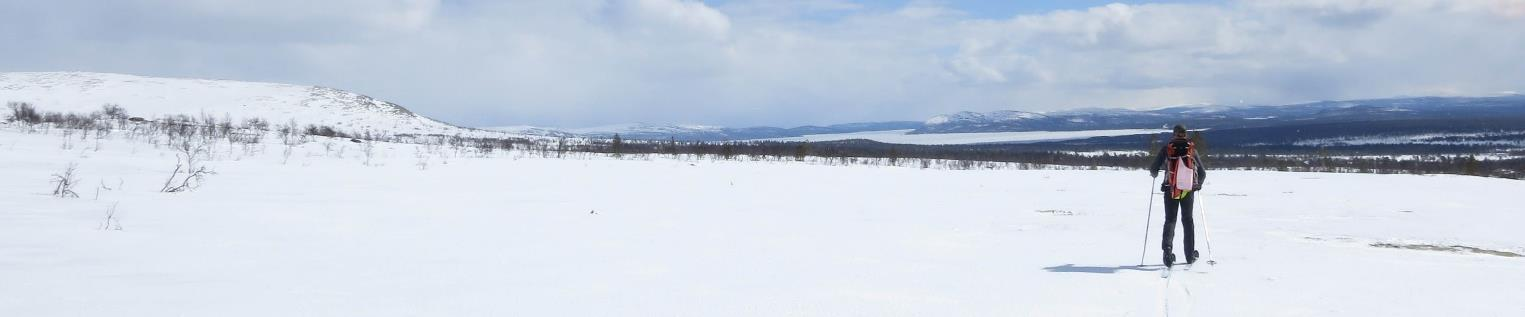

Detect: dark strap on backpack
1166,139,1193,158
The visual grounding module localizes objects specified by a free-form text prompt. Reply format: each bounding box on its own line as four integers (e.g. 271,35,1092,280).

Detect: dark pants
1162,192,1195,255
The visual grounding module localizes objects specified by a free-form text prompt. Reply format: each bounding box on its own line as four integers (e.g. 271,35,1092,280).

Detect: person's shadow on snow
1042,264,1163,274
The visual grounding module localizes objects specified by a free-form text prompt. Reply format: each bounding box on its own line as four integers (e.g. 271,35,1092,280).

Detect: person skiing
1149,124,1206,267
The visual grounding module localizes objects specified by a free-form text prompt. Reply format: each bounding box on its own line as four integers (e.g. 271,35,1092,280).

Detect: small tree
1462,155,1481,176
556,137,568,158
1318,147,1331,172
1190,130,1208,156
611,134,624,157
666,137,679,158
278,119,300,143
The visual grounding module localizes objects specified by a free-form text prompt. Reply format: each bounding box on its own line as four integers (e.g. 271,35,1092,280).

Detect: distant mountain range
914,95,1525,134
491,95,1525,142
489,121,925,141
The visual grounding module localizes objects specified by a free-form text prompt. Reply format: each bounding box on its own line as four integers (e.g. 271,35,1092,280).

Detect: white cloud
604,0,732,41
1,0,1522,127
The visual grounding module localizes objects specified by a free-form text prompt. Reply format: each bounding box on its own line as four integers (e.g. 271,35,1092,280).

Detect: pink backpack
1166,139,1196,199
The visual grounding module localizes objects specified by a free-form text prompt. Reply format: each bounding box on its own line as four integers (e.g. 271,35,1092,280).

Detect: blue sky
2,0,1523,128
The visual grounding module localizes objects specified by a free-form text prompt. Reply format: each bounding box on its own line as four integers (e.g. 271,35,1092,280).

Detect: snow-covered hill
0,72,473,136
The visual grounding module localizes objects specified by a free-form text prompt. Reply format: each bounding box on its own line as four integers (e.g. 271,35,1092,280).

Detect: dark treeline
578,135,1525,179
1056,117,1525,156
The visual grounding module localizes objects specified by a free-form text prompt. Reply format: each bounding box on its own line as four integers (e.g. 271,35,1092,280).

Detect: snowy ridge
567,122,726,135
924,110,1048,126
484,125,579,138
0,72,487,136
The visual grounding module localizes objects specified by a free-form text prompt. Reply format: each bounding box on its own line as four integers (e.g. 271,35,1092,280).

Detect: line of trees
7,101,1521,179
576,136,1523,179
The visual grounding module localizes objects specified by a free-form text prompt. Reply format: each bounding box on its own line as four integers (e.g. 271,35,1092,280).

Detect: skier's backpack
1166,138,1196,199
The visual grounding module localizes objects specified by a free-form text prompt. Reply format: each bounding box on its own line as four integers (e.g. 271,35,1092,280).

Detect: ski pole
1200,193,1216,265
1138,175,1157,266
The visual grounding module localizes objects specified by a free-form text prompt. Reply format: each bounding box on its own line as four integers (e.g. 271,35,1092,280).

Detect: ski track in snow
2,126,1524,316
1160,269,1171,317
1158,265,1198,317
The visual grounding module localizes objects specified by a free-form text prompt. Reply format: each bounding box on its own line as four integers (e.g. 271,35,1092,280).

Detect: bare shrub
415,147,429,170
278,119,300,143
216,114,234,138
92,120,112,151
197,112,218,137
51,163,81,198
282,142,296,165
242,117,270,131
94,178,122,200
44,112,99,130
228,120,264,145
7,102,41,124
99,203,123,231
161,137,216,193
304,124,349,138
474,141,495,157
99,104,127,119
362,141,376,166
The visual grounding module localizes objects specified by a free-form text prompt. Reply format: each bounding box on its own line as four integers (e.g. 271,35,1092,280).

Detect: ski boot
1187,250,1200,264
1163,253,1176,267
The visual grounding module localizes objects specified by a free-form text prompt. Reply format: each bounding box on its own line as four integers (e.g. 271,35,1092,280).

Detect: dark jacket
1150,138,1206,191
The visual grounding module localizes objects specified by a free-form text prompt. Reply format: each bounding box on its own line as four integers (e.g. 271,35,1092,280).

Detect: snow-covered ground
759,128,1164,145
2,126,1523,316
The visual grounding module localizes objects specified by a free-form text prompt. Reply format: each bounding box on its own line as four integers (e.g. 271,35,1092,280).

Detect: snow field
1,127,1522,316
